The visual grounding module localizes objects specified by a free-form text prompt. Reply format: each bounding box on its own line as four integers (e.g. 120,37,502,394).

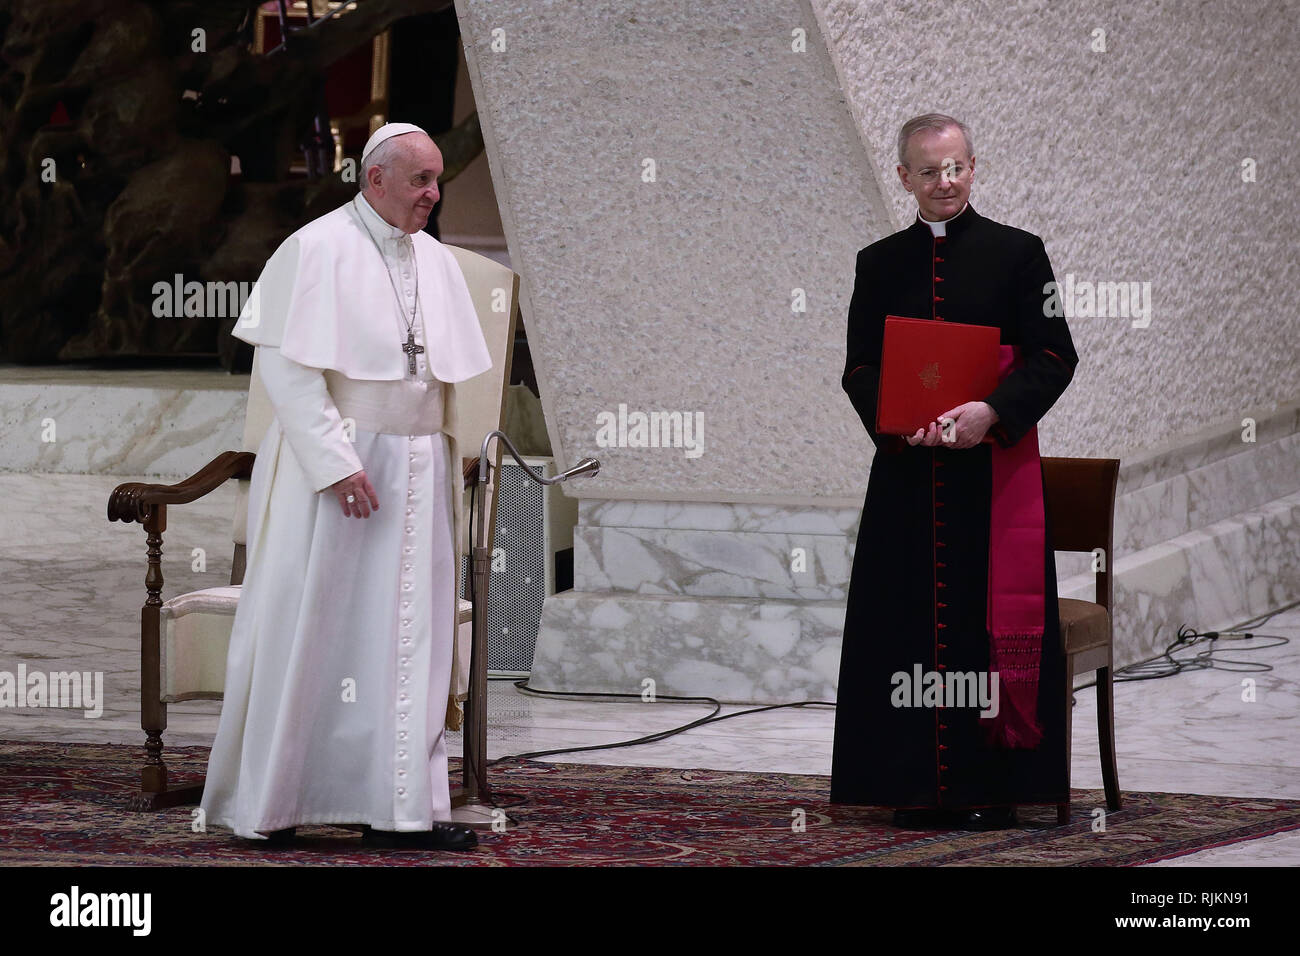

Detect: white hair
360,135,408,193
897,113,974,168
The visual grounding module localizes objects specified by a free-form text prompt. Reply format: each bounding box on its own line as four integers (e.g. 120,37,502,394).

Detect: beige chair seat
161,586,474,702
1058,597,1110,655
160,586,242,702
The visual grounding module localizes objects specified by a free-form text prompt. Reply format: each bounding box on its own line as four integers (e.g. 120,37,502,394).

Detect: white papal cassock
200,192,491,839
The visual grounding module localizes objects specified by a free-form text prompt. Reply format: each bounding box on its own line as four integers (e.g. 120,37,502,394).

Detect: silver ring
345,494,356,504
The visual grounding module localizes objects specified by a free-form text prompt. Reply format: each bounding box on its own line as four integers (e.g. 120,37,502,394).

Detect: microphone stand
449,430,599,830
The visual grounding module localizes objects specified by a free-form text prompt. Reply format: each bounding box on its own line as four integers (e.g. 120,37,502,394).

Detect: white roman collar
918,202,969,237
354,192,409,244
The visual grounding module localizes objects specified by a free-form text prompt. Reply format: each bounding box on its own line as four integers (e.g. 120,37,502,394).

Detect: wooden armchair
108,244,519,811
1041,456,1123,825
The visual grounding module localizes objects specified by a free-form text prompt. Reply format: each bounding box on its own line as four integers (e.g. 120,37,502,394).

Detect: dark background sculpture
0,0,482,370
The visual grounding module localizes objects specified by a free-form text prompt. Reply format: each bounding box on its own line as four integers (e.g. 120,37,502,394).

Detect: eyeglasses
909,163,970,185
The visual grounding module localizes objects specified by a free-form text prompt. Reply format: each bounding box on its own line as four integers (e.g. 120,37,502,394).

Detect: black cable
488,611,1291,768
1230,600,1298,631
1073,627,1289,691
1070,600,1297,692
468,686,833,811
490,683,834,765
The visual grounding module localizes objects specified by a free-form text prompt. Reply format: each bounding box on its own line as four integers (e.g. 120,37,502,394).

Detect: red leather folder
875,316,1000,436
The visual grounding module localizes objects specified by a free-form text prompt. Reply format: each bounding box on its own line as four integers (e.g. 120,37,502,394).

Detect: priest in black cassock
830,114,1078,830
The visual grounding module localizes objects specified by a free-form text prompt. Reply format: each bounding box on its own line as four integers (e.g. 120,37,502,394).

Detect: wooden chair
107,244,519,811
1041,456,1122,825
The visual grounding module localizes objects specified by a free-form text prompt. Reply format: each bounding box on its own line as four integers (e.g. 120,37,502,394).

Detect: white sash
324,372,472,729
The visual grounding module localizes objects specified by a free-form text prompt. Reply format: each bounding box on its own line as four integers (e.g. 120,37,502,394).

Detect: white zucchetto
360,122,427,166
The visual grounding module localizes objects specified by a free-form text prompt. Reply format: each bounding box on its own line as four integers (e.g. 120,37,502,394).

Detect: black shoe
241,827,296,846
361,822,478,851
959,807,1018,831
892,808,965,829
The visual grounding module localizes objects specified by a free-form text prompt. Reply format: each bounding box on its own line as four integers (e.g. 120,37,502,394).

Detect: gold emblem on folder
919,362,941,390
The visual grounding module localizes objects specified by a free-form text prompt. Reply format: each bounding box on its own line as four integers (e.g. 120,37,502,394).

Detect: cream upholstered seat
110,243,519,809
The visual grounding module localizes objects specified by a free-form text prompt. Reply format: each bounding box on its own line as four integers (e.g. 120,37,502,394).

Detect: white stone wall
813,0,1300,460
460,0,1299,503
457,0,894,502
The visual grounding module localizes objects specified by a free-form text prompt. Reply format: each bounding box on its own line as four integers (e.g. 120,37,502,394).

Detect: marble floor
2,472,1298,865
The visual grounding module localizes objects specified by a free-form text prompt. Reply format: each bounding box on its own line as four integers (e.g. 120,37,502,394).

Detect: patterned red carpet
3,739,1297,865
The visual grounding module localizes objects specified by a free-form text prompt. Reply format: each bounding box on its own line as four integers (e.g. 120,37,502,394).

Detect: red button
934,295,944,302
936,256,945,262
937,602,947,608
937,623,947,629
937,561,946,568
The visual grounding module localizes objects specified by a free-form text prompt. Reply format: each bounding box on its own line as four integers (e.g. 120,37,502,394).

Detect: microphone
554,457,600,482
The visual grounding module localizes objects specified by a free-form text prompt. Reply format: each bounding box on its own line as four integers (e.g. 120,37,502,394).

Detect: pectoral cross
403,330,425,376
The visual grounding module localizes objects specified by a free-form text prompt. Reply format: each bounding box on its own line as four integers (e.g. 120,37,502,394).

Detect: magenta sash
985,346,1046,749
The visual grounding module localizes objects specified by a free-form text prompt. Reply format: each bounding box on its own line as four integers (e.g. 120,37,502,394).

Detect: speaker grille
462,460,548,674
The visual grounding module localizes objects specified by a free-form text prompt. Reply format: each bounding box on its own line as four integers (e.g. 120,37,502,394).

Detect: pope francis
199,124,491,851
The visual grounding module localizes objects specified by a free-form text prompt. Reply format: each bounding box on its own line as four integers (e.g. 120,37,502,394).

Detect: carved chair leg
127,505,206,810
130,706,204,810
1058,648,1075,826
1096,662,1122,811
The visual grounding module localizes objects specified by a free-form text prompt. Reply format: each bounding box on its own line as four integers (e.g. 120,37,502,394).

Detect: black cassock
830,205,1078,810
